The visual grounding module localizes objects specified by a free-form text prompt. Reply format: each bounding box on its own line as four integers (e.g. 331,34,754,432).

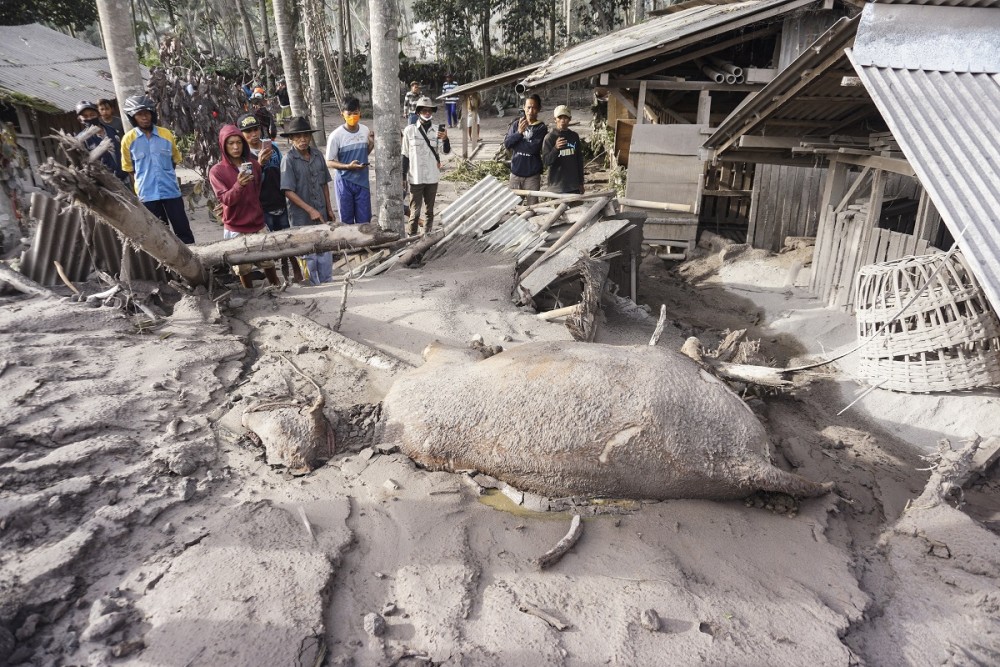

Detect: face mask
419,113,433,123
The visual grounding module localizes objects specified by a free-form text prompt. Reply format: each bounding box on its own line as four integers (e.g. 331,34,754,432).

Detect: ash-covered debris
334,402,383,453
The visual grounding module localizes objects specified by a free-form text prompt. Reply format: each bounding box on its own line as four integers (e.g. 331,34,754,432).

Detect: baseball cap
237,113,261,131
553,105,572,119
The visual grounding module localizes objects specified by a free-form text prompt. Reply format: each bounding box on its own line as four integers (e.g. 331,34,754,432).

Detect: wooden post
461,94,469,160
696,90,712,126
637,81,648,124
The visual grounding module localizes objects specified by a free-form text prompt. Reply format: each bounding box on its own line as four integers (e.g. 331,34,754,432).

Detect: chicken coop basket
855,251,1000,393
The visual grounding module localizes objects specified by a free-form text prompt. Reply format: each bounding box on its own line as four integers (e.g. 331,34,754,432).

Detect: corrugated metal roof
0,23,143,113
523,0,819,89
850,2,1000,313
853,3,1000,73
874,0,1000,7
434,62,543,100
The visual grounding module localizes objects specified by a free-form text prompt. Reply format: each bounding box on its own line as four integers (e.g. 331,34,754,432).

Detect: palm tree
96,0,147,131
272,0,307,117
368,0,404,232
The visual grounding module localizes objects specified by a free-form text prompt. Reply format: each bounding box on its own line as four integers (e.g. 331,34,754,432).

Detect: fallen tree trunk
37,132,208,286
0,263,56,298
190,223,399,267
398,230,445,267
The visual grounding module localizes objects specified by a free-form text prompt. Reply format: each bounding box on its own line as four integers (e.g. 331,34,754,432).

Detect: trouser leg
407,185,425,235
161,197,195,244
422,183,438,233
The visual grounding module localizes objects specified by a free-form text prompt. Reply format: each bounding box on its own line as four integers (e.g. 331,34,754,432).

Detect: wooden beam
658,106,691,124
608,88,638,118
738,135,805,149
834,166,872,213
608,79,762,92
626,26,780,79
637,81,648,125
814,151,916,177
715,150,819,167
696,90,711,126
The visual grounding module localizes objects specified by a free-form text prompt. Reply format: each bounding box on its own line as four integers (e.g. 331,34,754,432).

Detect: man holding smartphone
503,94,547,205
401,97,450,236
541,105,585,194
325,96,374,225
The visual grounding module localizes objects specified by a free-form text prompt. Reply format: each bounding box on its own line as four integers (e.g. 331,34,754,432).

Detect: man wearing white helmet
401,96,450,236
120,95,195,244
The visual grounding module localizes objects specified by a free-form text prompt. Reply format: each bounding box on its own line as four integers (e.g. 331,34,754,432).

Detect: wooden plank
636,81,648,125
810,205,835,293
696,90,711,126
886,230,905,262
916,238,930,255
608,79,762,92
820,211,847,302
834,167,872,213
835,214,866,309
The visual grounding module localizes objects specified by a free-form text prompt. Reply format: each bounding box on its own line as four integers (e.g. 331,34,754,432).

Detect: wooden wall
747,163,826,251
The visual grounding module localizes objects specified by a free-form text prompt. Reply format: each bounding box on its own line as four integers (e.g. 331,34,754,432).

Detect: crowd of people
73,76,584,288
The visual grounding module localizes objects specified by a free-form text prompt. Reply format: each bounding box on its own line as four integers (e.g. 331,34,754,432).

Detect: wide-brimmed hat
553,105,572,119
279,116,319,137
237,113,260,131
409,80,421,87
414,96,437,112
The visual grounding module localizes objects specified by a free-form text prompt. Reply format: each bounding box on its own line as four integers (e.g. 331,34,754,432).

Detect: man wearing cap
403,81,422,125
75,100,125,181
239,112,303,283
542,105,585,195
325,96,374,225
249,91,278,140
503,94,547,205
401,97,450,236
279,116,335,284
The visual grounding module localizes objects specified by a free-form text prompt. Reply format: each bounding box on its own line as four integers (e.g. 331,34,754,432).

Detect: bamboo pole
191,224,399,267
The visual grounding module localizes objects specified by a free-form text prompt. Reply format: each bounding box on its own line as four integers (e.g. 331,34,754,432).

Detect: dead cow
381,341,833,500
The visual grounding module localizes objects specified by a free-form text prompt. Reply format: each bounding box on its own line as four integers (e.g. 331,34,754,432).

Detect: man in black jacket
502,94,547,205
541,105,585,194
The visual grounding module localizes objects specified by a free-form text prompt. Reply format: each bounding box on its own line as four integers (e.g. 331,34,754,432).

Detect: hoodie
209,125,266,234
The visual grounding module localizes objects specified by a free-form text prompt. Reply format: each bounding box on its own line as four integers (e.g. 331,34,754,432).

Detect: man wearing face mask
503,94,547,205
325,96,374,225
75,100,126,182
401,97,451,236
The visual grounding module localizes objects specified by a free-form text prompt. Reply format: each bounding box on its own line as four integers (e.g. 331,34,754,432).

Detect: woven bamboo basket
855,251,1000,393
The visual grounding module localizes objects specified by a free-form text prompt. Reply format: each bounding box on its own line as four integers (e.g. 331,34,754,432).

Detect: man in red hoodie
209,124,281,288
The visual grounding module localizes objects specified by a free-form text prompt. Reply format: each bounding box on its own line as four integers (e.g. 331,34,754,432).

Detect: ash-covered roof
0,23,138,113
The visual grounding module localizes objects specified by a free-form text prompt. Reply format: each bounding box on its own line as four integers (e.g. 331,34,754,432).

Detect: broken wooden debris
649,304,668,346
536,514,583,569
0,263,56,298
398,230,445,266
680,334,817,389
519,197,610,281
907,437,982,511
565,257,608,342
518,603,570,631
284,313,413,376
537,304,581,321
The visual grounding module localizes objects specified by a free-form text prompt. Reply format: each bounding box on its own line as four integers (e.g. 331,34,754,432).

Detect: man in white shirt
401,97,450,236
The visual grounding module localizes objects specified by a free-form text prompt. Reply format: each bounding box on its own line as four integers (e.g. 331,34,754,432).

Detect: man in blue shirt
120,95,195,244
325,97,374,225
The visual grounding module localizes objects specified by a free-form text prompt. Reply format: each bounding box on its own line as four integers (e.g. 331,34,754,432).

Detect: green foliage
498,0,561,62
442,160,511,184
2,0,98,32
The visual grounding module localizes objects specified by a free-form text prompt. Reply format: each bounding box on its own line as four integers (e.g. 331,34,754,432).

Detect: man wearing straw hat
279,116,335,284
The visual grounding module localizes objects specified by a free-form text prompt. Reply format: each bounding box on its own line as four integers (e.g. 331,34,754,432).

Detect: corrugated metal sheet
20,192,169,285
434,62,543,100
875,0,1000,8
0,23,147,113
523,0,818,89
853,3,1000,73
850,2,1000,313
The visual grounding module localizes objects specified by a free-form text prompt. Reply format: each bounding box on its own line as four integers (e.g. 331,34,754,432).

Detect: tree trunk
272,0,308,116
337,0,345,78
191,224,399,267
258,0,274,91
368,0,404,233
481,7,491,76
234,0,259,62
301,0,327,145
95,0,146,132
